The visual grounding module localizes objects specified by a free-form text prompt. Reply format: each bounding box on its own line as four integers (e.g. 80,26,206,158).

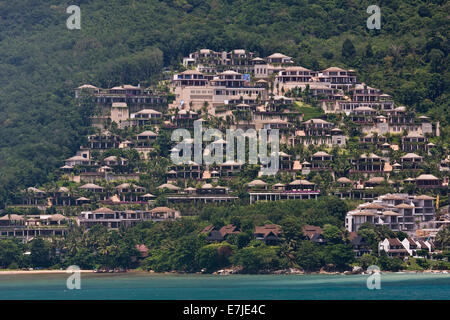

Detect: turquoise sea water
0,273,449,300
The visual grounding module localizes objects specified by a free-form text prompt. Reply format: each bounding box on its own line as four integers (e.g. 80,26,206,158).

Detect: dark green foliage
154,129,173,158
170,235,204,272
341,39,356,61
30,238,52,268
435,226,450,250
323,244,355,271
416,249,429,258
231,244,283,274
227,232,252,249
322,224,343,245
197,243,234,272
396,232,409,241
357,254,379,270
295,241,323,272
279,216,304,243
1,196,448,273
378,253,405,271
0,239,24,269
63,224,140,269
357,223,397,251
416,258,430,269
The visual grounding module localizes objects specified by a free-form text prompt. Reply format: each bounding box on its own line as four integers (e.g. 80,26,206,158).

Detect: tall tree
342,39,356,61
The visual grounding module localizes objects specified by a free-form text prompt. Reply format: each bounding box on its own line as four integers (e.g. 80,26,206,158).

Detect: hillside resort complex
2,49,448,260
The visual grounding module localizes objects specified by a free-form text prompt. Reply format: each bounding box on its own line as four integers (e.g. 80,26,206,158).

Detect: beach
0,270,94,275
0,269,448,275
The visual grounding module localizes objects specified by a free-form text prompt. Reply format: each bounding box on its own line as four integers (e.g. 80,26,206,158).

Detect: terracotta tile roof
248,179,268,187
337,177,352,183
387,238,403,247
417,240,428,248
80,183,103,190
382,194,407,200
395,203,414,209
387,249,408,253
219,224,240,237
0,214,24,221
254,224,282,237
414,195,435,200
202,225,215,234
382,211,401,216
360,203,385,210
302,225,323,239
150,207,176,213
93,207,115,214
416,174,439,180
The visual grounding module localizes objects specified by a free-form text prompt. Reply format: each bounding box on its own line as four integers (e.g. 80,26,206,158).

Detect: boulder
352,266,363,274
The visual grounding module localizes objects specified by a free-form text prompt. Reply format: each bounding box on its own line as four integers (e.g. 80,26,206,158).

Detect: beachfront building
345,193,437,234
254,224,283,245
202,224,241,242
77,207,180,229
0,214,69,241
302,225,327,244
348,232,372,257
378,238,409,258
401,238,419,256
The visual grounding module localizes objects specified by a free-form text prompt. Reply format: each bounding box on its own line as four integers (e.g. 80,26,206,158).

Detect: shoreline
0,269,448,276
0,270,94,275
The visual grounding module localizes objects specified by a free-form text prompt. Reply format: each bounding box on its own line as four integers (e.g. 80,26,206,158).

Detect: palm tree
201,101,209,116
435,226,450,251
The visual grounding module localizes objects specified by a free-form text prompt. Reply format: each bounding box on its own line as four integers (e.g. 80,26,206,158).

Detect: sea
0,273,448,300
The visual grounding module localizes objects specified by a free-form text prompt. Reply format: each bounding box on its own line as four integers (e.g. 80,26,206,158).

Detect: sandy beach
0,270,94,275
0,269,447,276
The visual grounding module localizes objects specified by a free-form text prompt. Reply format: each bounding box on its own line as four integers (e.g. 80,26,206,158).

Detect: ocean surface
0,273,449,300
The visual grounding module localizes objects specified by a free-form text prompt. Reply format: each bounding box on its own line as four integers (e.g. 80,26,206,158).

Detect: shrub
232,245,282,273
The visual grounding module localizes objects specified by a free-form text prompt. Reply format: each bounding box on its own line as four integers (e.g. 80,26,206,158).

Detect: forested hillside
0,0,448,207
